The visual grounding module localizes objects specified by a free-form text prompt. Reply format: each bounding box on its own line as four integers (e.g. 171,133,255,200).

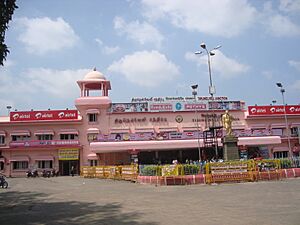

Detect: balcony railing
9,139,79,147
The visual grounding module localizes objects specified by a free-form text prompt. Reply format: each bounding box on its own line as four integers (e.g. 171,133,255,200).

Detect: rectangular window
0,162,4,170
12,161,29,170
60,134,78,140
37,160,53,169
88,113,97,122
12,135,30,141
37,134,53,140
89,160,98,166
291,127,299,137
0,136,5,144
273,151,288,159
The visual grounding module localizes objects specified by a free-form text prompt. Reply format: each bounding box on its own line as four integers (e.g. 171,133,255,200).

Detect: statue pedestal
222,136,239,161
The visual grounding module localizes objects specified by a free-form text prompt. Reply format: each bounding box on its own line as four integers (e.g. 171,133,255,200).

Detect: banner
248,105,300,116
58,149,79,160
10,110,78,122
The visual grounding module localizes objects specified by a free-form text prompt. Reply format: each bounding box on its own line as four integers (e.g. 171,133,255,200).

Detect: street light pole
195,43,221,159
191,85,201,162
276,83,292,158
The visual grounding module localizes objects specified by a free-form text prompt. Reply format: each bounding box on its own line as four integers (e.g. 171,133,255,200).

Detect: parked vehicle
0,174,8,188
42,170,51,178
26,169,39,178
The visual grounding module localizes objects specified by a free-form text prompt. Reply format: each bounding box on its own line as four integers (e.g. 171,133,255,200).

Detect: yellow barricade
120,165,138,181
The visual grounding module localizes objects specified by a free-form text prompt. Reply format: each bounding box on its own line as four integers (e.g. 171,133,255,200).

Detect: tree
0,0,18,66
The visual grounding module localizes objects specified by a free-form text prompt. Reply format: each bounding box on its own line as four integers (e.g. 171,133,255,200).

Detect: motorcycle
26,169,39,178
42,170,51,178
0,174,8,188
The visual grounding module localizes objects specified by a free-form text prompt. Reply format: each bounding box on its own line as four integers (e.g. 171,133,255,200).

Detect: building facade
0,69,299,177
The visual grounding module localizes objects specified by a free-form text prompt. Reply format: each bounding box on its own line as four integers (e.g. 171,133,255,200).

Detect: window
273,151,288,159
87,134,97,142
291,127,299,137
12,161,28,170
37,135,53,140
89,160,98,166
88,113,97,122
37,160,53,169
0,136,5,145
12,135,30,141
60,134,78,140
0,162,4,170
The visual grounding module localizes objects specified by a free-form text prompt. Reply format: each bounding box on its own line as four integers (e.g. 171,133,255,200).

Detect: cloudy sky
1,0,300,115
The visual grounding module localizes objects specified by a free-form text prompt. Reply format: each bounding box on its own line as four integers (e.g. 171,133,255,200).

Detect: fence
81,164,138,181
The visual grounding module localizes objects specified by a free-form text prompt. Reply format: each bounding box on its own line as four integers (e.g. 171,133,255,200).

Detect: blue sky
1,0,300,115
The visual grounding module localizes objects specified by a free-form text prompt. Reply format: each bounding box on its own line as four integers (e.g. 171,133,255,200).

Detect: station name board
248,105,300,116
10,110,78,122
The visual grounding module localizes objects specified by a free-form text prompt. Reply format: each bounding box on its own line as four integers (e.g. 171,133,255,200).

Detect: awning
87,128,100,134
0,131,6,136
290,123,300,128
10,130,30,136
110,128,129,134
0,158,5,162
59,129,79,135
33,156,54,161
86,109,100,114
249,124,267,129
9,156,29,162
271,123,286,129
34,130,55,135
87,153,98,160
272,147,289,152
238,136,281,146
159,127,177,132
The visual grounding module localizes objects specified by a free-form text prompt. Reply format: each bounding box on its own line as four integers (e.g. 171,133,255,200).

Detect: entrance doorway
59,160,79,176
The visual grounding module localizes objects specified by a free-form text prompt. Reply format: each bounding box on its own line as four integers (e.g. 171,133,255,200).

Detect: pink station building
0,69,300,177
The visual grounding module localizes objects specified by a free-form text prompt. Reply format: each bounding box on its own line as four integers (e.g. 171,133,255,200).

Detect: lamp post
276,83,292,158
195,42,221,158
191,84,201,162
6,105,12,116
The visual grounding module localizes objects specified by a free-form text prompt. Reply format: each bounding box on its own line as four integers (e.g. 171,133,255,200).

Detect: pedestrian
71,166,75,177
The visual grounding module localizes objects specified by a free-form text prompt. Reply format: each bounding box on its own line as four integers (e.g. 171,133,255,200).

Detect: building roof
84,68,106,80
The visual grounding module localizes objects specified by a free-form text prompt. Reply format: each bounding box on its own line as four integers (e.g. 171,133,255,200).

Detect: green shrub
183,164,200,175
140,165,162,176
279,158,292,169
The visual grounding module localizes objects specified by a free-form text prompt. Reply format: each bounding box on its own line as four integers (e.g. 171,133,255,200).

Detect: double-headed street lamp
191,84,201,162
276,82,292,158
195,43,221,97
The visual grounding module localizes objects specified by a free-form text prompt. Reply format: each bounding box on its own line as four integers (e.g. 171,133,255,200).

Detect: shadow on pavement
0,191,157,225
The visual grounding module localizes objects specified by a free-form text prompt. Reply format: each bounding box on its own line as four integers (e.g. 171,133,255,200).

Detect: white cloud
279,0,300,13
291,80,300,91
261,71,274,80
107,50,180,87
0,68,90,112
265,14,300,37
95,38,120,55
185,50,250,79
141,0,257,37
113,16,164,46
17,17,79,55
289,60,300,72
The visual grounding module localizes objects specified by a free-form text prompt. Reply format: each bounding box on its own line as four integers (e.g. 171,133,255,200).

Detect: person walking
71,166,75,177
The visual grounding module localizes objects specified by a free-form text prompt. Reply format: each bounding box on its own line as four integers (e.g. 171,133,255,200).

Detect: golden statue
222,110,233,136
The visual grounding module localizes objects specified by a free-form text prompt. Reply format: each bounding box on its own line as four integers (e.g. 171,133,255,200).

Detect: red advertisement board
10,110,78,122
248,105,300,116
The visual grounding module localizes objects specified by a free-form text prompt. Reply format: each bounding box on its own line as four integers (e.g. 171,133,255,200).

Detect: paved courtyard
0,176,300,225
